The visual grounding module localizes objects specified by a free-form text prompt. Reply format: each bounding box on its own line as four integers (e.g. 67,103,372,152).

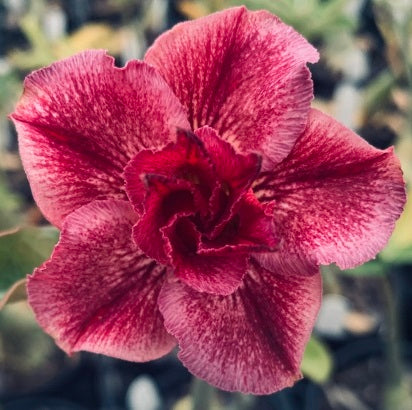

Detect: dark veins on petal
125,126,278,295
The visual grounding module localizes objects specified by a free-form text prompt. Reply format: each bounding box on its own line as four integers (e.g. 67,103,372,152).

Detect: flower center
127,127,278,267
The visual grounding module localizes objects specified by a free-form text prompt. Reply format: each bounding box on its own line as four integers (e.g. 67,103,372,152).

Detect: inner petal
132,176,196,264
125,126,277,293
125,129,218,214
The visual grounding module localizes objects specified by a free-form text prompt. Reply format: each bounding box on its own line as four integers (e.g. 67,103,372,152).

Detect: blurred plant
362,1,412,128
0,226,59,310
8,0,123,71
0,68,19,114
381,188,412,264
0,173,21,229
366,0,412,263
301,335,333,384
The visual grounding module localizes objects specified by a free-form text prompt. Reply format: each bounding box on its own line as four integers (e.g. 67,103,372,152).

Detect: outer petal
158,257,321,394
28,199,175,361
11,50,189,227
145,7,319,168
254,109,406,269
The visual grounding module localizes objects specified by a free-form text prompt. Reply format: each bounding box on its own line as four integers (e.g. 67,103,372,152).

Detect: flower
11,6,405,394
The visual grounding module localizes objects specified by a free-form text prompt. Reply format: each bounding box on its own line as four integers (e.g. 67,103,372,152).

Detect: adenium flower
11,7,405,394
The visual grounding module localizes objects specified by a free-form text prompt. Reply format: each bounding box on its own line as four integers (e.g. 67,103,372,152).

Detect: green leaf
341,260,386,277
301,335,333,384
0,226,59,292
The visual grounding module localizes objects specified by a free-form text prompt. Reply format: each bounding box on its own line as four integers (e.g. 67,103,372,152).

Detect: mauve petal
28,199,175,361
158,257,321,394
145,7,318,169
254,109,406,269
163,217,248,295
11,50,189,227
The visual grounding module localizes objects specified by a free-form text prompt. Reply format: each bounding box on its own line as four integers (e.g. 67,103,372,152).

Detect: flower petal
28,199,175,361
145,7,318,168
254,109,406,269
201,191,278,252
125,129,216,215
158,257,321,394
195,126,262,236
132,175,196,264
11,50,189,227
163,216,249,295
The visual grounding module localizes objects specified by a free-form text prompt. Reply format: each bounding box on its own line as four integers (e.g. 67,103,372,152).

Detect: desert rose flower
11,7,405,394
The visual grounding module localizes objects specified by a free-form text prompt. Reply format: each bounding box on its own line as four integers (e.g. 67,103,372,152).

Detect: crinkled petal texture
159,257,322,394
27,200,175,361
145,6,319,169
254,109,406,269
11,50,189,227
125,127,277,295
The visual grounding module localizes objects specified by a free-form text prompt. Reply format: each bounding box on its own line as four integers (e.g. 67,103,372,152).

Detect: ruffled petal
158,257,321,394
202,191,278,252
11,50,189,227
254,109,406,269
132,175,196,264
145,7,318,168
163,216,249,295
195,126,262,235
28,199,175,361
125,129,216,215
196,126,261,194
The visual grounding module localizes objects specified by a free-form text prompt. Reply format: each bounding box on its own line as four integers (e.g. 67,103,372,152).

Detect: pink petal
254,109,406,269
163,216,249,295
28,199,175,361
158,257,321,394
11,50,189,227
145,7,318,169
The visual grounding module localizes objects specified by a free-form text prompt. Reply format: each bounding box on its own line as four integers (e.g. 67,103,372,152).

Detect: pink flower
11,7,405,394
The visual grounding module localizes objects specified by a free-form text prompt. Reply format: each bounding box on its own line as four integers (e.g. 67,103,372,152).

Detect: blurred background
0,0,412,409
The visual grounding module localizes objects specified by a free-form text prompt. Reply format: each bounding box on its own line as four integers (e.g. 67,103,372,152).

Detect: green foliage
0,226,59,292
362,70,397,120
341,260,386,277
301,335,333,383
381,244,412,264
0,175,22,231
0,71,20,110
